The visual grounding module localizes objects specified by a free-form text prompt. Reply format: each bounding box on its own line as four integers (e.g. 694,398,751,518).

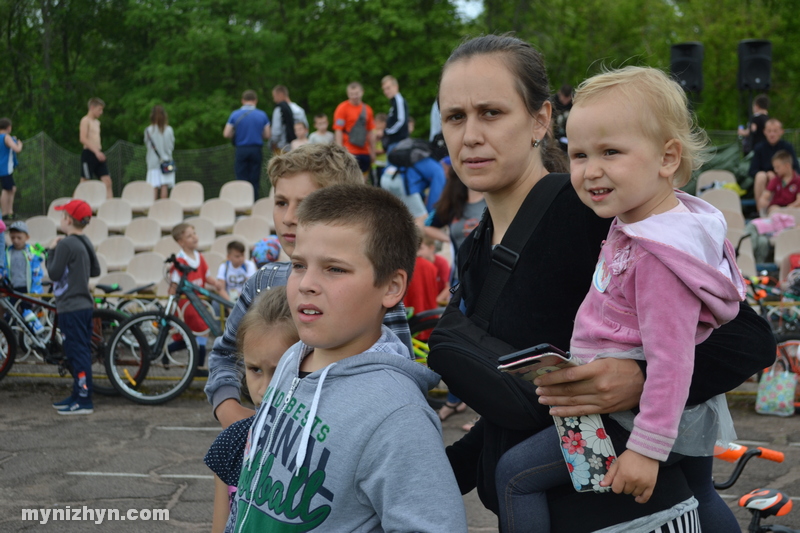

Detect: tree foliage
0,0,796,151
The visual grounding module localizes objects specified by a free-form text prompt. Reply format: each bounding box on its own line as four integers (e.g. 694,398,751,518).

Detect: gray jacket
204,262,414,415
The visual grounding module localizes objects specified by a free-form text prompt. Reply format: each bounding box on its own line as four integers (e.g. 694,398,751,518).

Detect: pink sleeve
621,253,702,461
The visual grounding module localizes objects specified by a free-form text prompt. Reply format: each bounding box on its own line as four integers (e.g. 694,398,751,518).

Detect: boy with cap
3,221,44,295
47,199,101,415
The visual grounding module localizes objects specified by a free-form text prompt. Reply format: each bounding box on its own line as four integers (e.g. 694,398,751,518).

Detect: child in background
170,222,224,374
308,113,334,145
289,121,310,151
757,149,800,214
3,221,44,295
0,118,22,220
418,235,451,303
216,240,256,303
48,200,101,415
495,66,746,533
234,184,467,531
205,286,298,533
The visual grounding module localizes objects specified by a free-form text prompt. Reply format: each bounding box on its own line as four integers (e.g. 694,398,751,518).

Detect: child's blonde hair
267,143,362,189
573,66,708,187
235,286,298,361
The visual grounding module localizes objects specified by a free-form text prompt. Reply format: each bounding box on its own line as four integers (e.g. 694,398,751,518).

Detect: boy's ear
382,269,407,309
659,139,682,179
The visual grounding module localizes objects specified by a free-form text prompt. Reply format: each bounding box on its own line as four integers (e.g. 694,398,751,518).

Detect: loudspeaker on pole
670,42,704,93
738,39,772,91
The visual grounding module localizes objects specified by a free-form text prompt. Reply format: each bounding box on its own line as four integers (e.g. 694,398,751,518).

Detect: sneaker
52,395,76,409
57,401,94,415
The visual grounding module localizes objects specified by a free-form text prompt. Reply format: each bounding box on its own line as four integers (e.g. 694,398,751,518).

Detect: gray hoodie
233,326,468,532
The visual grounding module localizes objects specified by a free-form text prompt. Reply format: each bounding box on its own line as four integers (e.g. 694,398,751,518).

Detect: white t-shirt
216,260,257,302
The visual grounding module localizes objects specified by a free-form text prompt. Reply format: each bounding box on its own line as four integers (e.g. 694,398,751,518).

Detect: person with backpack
334,82,376,180
270,85,308,153
386,137,446,212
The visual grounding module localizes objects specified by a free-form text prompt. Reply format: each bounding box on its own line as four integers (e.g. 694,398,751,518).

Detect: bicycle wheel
107,312,198,405
90,309,137,396
116,297,158,316
0,319,17,382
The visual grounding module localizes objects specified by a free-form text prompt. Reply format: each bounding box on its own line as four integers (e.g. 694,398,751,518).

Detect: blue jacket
2,244,44,293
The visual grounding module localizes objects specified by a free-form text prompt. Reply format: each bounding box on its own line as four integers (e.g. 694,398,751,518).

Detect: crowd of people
2,32,787,532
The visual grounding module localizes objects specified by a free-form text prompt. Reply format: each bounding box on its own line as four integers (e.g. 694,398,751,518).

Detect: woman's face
439,55,550,200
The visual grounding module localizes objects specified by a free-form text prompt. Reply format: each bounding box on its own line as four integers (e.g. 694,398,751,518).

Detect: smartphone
497,343,575,383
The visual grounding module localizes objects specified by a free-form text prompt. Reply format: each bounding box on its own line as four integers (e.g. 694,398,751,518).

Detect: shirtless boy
79,97,112,198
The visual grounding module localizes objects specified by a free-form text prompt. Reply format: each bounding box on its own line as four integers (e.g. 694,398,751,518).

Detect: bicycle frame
0,285,58,357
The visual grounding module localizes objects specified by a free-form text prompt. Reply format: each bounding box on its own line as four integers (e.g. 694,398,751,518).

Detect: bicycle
0,281,148,396
713,441,797,532
105,254,234,405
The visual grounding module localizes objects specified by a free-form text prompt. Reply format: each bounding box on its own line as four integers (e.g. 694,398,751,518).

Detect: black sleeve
445,417,484,494
687,302,775,405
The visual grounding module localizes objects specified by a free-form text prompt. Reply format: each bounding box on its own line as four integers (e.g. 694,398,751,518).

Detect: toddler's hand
600,450,658,503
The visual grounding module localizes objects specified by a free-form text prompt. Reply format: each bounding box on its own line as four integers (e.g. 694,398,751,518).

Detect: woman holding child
430,34,775,532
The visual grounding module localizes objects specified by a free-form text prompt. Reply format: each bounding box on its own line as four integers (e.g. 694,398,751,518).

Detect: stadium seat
232,216,271,248
125,217,162,252
147,198,184,233
97,198,133,233
251,198,276,230
73,180,107,213
96,235,136,271
121,181,155,214
695,169,736,194
719,209,745,231
774,228,800,267
153,235,180,258
211,234,250,260
83,217,109,248
204,250,226,280
47,197,72,228
126,252,168,287
93,271,137,293
220,180,255,214
23,216,57,247
184,216,215,251
700,188,742,214
170,181,205,214
200,198,236,233
89,254,109,290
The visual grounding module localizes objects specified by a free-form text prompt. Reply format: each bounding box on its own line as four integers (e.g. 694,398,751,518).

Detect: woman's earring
532,139,541,148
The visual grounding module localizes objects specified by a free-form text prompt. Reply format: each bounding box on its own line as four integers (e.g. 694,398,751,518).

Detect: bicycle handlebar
714,443,785,490
165,254,196,276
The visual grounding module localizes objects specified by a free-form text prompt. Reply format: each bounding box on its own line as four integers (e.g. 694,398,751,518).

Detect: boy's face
314,117,328,132
90,105,104,119
60,213,73,233
273,172,321,256
418,242,435,263
243,326,294,405
227,249,245,268
177,227,198,251
293,122,308,139
9,231,27,250
287,223,404,360
774,159,792,180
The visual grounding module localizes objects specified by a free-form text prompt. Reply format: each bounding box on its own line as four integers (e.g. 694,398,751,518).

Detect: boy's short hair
227,240,245,255
171,223,193,242
381,75,398,86
374,113,388,123
559,84,574,97
314,113,327,120
87,97,105,108
0,118,12,130
268,143,362,189
242,90,257,102
347,81,363,91
754,94,770,110
772,150,793,165
296,184,417,286
272,85,288,97
294,121,307,128
573,66,708,188
235,286,297,360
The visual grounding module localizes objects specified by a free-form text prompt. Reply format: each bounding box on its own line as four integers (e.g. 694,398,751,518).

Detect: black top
749,139,800,177
443,173,776,531
204,416,253,486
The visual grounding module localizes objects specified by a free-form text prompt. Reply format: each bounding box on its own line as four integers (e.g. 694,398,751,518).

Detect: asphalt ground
0,373,798,533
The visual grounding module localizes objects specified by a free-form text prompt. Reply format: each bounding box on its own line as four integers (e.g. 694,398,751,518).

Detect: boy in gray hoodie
233,184,467,532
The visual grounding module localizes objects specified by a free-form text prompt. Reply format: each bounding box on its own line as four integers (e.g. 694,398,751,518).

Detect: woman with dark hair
144,105,175,199
431,34,774,532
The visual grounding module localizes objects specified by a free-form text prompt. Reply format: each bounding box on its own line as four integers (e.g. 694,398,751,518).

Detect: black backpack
278,102,296,145
387,138,433,168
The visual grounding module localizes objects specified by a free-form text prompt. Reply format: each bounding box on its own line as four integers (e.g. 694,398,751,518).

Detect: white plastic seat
695,169,736,193
738,252,757,279
170,181,205,214
153,235,181,258
83,217,109,249
204,251,226,280
232,216,272,248
48,197,73,228
700,188,742,214
220,180,255,214
125,217,162,252
93,271,137,293
200,198,236,233
719,209,745,231
147,199,184,233
89,254,109,290
774,228,800,267
97,198,133,233
23,216,57,247
121,180,155,214
251,197,275,227
96,235,136,271
184,216,215,251
210,234,250,260
126,252,168,287
73,181,107,213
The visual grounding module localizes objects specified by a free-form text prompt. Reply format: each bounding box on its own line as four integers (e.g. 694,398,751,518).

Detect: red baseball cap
55,199,92,223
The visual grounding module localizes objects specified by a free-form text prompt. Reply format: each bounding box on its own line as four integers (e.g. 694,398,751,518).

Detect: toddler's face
10,231,27,250
178,227,198,251
314,118,328,132
243,327,295,405
294,122,308,139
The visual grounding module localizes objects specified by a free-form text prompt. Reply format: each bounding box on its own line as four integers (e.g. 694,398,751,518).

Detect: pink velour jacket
570,191,746,461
